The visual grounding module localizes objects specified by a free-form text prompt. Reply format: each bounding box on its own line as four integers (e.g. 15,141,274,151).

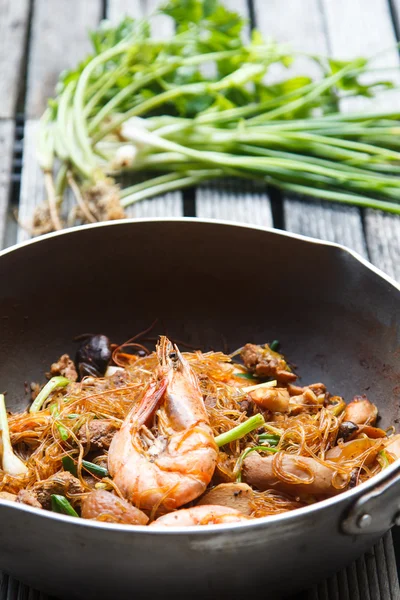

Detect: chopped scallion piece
51,494,79,518
62,456,77,476
30,376,70,413
0,394,28,476
214,414,265,447
233,372,256,380
242,380,277,393
82,460,108,477
258,433,280,446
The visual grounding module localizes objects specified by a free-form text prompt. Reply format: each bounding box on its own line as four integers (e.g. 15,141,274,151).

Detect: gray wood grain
0,0,30,119
321,0,400,280
393,0,400,31
25,0,102,118
17,119,42,243
0,120,15,248
107,0,184,217
196,178,272,226
252,0,367,257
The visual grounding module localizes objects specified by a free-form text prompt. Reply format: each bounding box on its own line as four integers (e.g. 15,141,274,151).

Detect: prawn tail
156,336,174,367
131,378,167,428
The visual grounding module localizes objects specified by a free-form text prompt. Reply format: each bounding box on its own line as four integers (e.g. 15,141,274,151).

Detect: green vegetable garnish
34,0,400,235
30,377,70,413
82,460,109,478
378,450,390,470
258,433,280,446
51,494,79,518
62,456,77,476
214,414,265,447
270,340,280,352
234,372,257,380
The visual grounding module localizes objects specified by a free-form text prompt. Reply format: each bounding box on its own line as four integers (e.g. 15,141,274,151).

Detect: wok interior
1,219,399,430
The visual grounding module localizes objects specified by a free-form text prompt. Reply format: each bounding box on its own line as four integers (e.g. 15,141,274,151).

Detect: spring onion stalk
82,461,109,477
214,413,265,447
258,433,280,446
62,456,77,476
270,340,280,351
0,395,28,476
242,380,277,393
30,376,70,414
32,0,400,236
51,494,79,518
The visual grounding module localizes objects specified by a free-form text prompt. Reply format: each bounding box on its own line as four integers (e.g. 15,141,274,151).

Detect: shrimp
108,336,218,512
150,505,250,527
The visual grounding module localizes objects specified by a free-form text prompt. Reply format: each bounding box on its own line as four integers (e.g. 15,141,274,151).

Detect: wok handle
341,464,400,535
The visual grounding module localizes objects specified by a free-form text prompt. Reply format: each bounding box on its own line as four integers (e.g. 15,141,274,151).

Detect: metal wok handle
342,464,400,535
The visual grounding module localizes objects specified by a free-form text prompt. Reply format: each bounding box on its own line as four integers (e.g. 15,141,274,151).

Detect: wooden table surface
1,0,400,598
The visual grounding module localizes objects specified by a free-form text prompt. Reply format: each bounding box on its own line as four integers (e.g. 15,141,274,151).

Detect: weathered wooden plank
17,119,44,244
25,0,102,119
0,120,15,249
0,0,30,119
322,0,400,280
393,0,400,31
252,0,367,257
107,0,184,218
196,178,272,226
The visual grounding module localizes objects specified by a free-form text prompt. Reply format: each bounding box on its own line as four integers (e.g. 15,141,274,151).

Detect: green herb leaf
82,460,109,477
62,456,77,477
30,377,70,414
51,494,79,518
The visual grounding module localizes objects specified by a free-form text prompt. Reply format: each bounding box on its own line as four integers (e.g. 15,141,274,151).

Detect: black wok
0,218,399,599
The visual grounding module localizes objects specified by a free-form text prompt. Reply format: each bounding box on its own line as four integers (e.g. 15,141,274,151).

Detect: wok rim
1,216,400,535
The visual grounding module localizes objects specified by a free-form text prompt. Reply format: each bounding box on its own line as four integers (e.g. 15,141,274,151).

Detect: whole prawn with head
108,337,218,514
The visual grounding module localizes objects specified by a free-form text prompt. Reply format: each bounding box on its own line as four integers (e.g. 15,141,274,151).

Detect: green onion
235,445,279,482
62,456,77,476
258,433,280,446
242,380,277,393
32,1,400,236
270,340,280,352
0,395,28,476
214,414,265,447
233,372,257,380
82,460,109,477
378,450,390,470
30,376,70,413
51,494,79,518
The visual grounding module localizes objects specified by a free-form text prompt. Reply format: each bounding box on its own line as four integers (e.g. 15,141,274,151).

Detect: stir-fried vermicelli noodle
0,333,397,526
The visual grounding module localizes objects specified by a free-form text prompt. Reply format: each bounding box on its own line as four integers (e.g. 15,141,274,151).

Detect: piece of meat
243,452,342,499
249,387,290,413
326,438,382,466
287,383,327,398
0,492,17,502
343,395,378,425
81,490,148,525
241,344,296,383
196,483,253,515
289,388,324,415
34,472,84,509
16,489,42,509
78,420,118,451
48,354,78,382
